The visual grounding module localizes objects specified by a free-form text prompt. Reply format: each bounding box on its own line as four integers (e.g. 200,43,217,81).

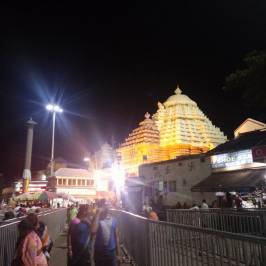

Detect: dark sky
1,1,266,179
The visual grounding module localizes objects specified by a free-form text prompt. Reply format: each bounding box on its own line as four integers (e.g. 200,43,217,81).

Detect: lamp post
46,104,63,177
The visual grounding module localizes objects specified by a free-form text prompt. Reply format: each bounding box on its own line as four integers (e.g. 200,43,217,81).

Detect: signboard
211,149,253,169
252,145,266,161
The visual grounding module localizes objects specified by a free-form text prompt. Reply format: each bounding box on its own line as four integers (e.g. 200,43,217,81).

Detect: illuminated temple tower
117,112,160,176
118,86,227,176
153,86,227,159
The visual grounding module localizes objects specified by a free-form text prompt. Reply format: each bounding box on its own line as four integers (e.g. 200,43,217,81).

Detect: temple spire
144,112,150,119
175,85,182,95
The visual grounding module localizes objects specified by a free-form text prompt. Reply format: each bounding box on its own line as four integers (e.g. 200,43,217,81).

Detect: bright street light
83,157,90,162
46,104,63,113
46,104,63,177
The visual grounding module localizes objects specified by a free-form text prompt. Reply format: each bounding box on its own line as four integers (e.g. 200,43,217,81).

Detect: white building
139,154,213,206
234,118,266,138
49,168,96,201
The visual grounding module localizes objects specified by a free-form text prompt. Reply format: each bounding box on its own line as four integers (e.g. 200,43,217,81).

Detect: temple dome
164,86,196,107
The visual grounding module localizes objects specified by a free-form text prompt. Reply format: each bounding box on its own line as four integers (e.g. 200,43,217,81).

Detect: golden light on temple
117,86,227,176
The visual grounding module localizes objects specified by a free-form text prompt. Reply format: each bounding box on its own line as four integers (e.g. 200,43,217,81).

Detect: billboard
252,145,266,161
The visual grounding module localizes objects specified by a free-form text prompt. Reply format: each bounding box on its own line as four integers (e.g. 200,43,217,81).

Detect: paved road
50,232,133,266
50,232,68,266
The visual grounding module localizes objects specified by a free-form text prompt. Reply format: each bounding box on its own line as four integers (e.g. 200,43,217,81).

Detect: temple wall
139,155,212,206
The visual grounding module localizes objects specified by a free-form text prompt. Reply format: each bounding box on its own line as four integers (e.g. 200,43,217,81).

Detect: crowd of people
12,212,52,265
9,199,121,266
67,199,121,266
0,201,53,223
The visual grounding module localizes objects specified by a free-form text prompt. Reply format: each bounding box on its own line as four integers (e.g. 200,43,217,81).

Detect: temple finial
175,85,182,94
144,112,150,119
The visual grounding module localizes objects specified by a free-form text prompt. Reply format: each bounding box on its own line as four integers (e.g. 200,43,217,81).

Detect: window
182,179,187,186
82,180,85,186
200,157,205,163
143,155,147,161
78,179,81,186
58,179,62,185
169,181,176,192
165,166,170,174
178,162,182,166
73,179,76,186
188,161,195,171
163,181,167,191
63,179,66,185
68,179,72,186
91,180,94,186
86,180,89,186
153,166,158,170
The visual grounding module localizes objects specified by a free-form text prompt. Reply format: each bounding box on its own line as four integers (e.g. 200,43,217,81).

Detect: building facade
192,119,266,201
139,154,213,206
49,168,96,201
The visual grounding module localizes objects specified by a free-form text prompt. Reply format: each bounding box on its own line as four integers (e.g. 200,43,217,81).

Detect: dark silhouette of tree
224,50,266,110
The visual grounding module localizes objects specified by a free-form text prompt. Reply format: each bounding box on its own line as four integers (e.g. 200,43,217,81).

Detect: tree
224,50,266,109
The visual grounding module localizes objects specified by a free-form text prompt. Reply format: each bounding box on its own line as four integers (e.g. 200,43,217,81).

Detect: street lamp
46,104,63,177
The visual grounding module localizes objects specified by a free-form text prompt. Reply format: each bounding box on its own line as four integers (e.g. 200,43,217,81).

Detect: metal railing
166,209,266,235
112,209,266,266
112,210,150,266
0,208,66,266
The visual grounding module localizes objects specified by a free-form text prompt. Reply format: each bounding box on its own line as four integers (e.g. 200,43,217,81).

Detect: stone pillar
23,118,37,193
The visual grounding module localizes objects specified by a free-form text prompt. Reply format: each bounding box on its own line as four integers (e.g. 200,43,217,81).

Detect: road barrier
166,209,266,236
0,208,66,266
112,209,266,266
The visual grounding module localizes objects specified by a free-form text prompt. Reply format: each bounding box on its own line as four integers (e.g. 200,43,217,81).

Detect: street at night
1,2,266,266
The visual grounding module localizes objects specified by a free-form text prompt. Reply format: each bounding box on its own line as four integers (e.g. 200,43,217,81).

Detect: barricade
0,208,66,266
166,209,266,235
111,209,266,266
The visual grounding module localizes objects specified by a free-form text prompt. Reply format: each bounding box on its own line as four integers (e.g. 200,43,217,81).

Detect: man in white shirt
201,199,209,209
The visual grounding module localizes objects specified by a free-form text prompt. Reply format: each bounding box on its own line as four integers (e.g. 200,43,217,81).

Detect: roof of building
55,168,91,178
234,118,266,134
139,153,206,169
208,129,266,155
191,167,266,192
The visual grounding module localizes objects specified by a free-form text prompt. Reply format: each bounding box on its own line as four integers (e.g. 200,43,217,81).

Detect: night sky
1,1,266,179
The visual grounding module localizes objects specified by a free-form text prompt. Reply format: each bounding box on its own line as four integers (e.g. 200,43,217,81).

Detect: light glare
46,104,53,111
46,104,63,113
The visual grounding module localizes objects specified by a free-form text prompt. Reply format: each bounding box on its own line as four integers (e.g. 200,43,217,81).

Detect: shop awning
191,167,266,192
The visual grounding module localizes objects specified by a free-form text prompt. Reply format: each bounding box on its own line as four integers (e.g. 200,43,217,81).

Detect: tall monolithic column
23,118,37,193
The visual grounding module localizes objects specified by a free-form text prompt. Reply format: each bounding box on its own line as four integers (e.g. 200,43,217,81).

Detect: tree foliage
224,50,266,109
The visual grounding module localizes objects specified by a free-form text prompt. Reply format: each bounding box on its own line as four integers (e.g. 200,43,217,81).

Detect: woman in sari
13,219,47,266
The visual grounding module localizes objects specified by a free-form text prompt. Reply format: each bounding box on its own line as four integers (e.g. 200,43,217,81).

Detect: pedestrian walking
68,205,91,266
92,201,120,266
